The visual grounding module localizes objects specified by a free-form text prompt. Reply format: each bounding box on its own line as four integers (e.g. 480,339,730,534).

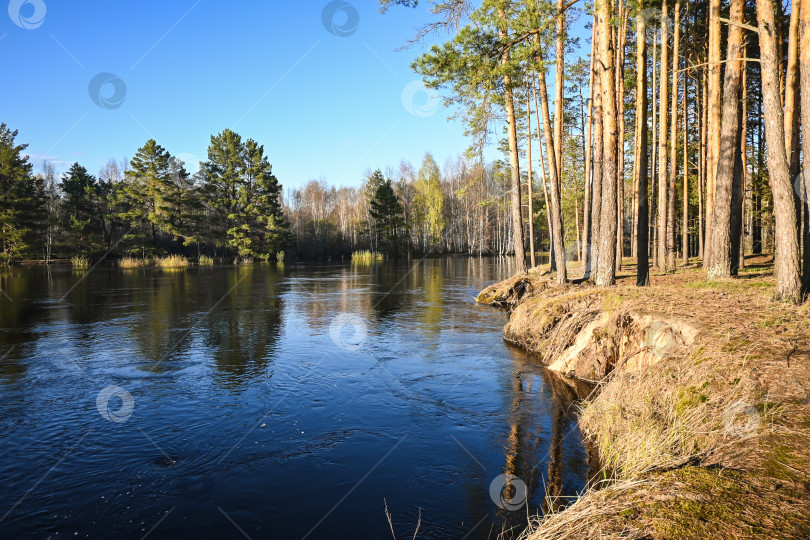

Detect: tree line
0,125,289,264
382,0,810,304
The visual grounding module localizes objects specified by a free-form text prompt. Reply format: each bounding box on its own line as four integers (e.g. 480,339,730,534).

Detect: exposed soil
478,255,810,539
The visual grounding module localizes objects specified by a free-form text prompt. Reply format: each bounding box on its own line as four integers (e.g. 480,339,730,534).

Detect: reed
155,255,190,268
71,255,90,269
351,250,384,263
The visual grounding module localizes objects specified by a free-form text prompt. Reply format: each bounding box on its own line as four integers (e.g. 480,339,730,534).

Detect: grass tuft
155,255,189,268
351,250,384,263
71,255,90,269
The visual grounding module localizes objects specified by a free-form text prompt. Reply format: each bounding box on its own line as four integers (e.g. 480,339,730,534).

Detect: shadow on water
0,257,593,539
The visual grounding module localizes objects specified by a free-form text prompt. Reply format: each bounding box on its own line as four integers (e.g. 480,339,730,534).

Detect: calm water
0,258,591,539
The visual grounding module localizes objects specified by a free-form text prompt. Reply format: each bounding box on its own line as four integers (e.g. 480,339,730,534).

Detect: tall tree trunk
499,10,527,274
553,0,566,178
615,1,628,272
533,78,555,267
705,0,722,267
536,59,568,284
657,0,670,272
667,0,681,270
636,4,651,286
651,34,658,264
699,67,707,260
707,0,744,280
757,0,803,303
585,23,604,280
682,65,689,265
583,47,595,264
596,0,618,287
800,0,810,293
526,86,537,269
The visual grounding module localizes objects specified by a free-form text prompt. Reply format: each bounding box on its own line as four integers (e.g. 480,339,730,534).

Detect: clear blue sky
2,1,478,188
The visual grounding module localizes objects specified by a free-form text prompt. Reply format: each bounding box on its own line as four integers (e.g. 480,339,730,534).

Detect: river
0,258,591,539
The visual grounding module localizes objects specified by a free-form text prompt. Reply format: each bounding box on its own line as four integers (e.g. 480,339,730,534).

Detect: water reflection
0,257,591,539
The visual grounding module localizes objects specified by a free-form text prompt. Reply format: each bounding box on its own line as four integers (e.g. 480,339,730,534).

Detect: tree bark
800,0,810,293
585,22,604,281
526,85,537,269
667,0,680,270
756,0,803,303
583,46,595,264
657,0,670,272
596,0,618,287
707,0,744,280
636,5,651,286
705,0,722,267
536,59,568,284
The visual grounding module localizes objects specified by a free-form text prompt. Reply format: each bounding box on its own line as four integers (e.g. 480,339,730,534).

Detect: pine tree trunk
683,66,689,266
757,0,803,303
596,0,618,287
586,21,604,281
499,10,527,274
657,0,670,272
705,0,722,267
635,5,651,286
526,87,537,269
615,1,628,272
583,46,595,264
707,0,744,280
800,0,810,293
667,0,680,270
536,59,568,284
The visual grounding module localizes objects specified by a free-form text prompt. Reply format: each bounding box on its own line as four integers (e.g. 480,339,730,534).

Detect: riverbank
478,255,810,538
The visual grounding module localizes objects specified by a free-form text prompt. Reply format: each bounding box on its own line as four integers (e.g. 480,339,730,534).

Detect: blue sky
2,1,479,188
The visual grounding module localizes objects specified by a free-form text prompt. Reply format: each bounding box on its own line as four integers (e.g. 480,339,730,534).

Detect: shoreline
478,259,810,538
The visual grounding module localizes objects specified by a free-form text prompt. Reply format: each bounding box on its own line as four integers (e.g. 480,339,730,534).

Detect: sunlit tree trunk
657,0,669,272
596,0,618,287
499,8,527,274
536,55,568,284
705,0,722,268
526,86,537,269
635,5,650,286
708,0,744,280
666,0,680,270
800,0,810,293
585,23,603,280
757,0,803,303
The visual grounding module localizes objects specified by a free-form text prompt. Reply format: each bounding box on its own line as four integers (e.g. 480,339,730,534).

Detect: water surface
0,258,591,539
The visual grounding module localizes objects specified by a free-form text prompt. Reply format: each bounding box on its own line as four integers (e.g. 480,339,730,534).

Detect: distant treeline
0,122,563,264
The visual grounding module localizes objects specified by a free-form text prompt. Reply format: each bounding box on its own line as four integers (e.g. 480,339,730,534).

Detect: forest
3,0,810,305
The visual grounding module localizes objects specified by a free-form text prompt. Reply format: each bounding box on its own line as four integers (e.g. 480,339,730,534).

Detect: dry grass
482,255,810,538
70,255,90,269
119,257,148,268
352,250,384,264
155,255,189,268
198,255,215,266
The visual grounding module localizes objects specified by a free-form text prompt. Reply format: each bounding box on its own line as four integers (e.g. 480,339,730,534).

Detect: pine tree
0,124,39,264
60,163,102,255
368,174,406,256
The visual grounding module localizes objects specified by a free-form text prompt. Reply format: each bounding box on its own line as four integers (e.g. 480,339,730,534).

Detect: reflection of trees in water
496,354,595,531
203,268,284,386
0,267,78,382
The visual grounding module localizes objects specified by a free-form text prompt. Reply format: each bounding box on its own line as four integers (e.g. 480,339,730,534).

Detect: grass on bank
352,250,384,263
199,255,214,266
479,256,810,538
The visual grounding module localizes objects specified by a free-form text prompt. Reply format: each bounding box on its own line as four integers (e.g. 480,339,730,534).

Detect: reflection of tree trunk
542,400,565,514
